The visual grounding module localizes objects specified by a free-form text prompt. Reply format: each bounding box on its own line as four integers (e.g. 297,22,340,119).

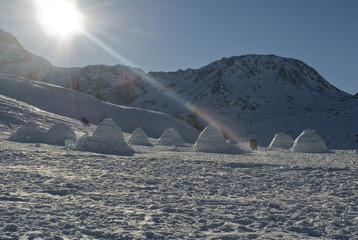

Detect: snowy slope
0,28,53,79
0,74,199,143
145,56,357,149
0,93,95,133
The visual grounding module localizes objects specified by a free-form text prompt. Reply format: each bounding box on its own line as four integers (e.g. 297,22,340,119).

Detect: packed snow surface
193,123,232,153
129,127,153,146
75,118,134,155
291,129,329,153
269,133,294,150
157,128,186,147
1,134,358,239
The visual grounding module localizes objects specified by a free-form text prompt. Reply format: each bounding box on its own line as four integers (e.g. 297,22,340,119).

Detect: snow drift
269,133,294,150
76,118,134,155
157,128,186,147
291,129,329,153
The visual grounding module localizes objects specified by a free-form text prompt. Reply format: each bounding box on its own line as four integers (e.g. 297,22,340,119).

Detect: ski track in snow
1,137,358,239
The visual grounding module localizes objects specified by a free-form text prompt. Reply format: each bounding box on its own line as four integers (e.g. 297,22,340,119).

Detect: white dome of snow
128,127,153,146
291,129,329,153
269,133,294,149
76,118,134,155
44,123,77,146
193,123,231,153
157,128,186,147
8,122,45,143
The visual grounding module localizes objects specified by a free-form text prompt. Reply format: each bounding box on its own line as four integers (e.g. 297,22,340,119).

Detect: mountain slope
0,73,199,143
0,28,53,79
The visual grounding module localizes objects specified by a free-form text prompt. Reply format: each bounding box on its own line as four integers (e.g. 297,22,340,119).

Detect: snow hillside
0,73,199,143
0,28,52,79
0,93,95,135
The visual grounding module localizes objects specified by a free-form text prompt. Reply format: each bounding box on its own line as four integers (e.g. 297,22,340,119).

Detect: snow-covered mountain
1,28,357,149
0,28,53,79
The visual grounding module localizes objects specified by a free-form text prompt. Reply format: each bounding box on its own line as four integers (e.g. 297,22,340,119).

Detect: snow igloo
128,127,153,146
193,123,231,153
269,133,294,150
8,122,45,143
76,118,134,155
157,128,186,147
291,129,329,153
44,123,77,146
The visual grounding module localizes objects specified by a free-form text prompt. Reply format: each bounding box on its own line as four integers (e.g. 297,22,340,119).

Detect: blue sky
0,0,357,94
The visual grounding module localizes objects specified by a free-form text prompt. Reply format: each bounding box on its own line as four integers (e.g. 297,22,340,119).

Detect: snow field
0,137,357,239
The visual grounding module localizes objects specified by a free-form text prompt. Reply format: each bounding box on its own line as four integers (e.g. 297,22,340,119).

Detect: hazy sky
0,0,357,94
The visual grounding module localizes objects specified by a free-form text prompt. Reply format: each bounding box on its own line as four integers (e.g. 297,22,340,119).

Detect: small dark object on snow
81,117,89,125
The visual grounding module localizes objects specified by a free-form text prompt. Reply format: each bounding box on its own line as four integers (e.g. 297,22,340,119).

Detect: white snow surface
75,118,134,155
269,132,294,150
157,128,186,146
194,123,232,153
1,134,358,239
291,129,329,153
128,127,153,146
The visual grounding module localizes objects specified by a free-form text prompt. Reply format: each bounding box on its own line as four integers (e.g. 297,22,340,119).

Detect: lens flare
35,0,84,39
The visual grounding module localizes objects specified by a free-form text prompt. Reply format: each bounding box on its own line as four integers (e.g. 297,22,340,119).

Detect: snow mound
157,128,186,147
8,122,45,143
269,133,294,149
291,129,329,153
128,127,153,146
193,124,232,153
43,123,77,146
76,118,134,155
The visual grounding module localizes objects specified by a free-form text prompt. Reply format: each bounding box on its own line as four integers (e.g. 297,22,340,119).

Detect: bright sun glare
35,0,83,39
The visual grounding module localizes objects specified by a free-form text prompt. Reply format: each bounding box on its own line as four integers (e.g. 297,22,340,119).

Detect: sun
35,0,84,39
